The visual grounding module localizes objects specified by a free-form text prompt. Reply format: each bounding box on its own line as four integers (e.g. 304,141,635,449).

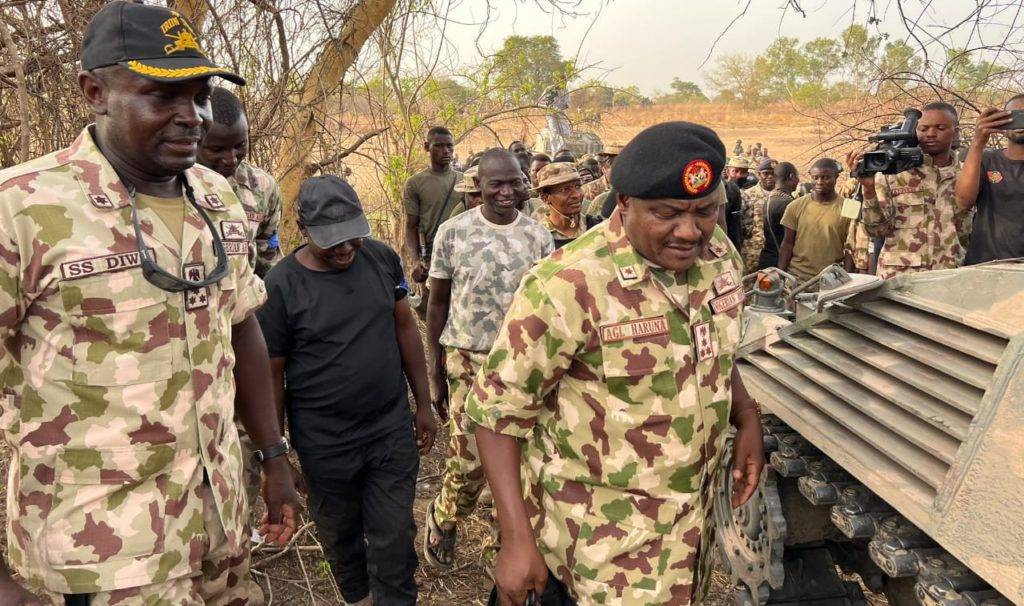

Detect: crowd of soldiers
0,3,1022,606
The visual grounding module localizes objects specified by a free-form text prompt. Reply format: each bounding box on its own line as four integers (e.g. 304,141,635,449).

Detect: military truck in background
716,263,1023,606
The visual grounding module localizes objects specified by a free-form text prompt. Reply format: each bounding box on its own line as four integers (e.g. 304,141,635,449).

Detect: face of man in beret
618,192,721,272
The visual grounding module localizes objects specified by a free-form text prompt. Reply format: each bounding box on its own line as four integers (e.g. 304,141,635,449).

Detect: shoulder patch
987,170,1003,184
220,220,247,241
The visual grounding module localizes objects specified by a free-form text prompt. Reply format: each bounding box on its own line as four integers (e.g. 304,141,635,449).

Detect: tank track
749,416,1014,606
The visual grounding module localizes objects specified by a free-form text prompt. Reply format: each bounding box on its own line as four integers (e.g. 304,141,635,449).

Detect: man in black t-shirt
759,161,800,270
956,98,1024,264
258,175,435,606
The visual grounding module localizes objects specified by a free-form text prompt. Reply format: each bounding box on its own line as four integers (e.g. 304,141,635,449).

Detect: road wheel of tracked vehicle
714,434,786,605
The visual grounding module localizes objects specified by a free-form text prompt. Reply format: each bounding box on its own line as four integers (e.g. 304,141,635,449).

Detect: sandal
423,499,457,569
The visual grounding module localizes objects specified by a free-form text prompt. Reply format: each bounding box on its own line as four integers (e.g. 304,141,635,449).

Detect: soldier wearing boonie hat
582,143,622,205
0,2,298,604
468,122,765,605
445,166,483,220
740,157,780,270
533,162,602,249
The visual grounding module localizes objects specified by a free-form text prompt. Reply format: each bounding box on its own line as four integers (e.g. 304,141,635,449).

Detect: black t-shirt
759,191,794,269
964,149,1024,264
723,180,744,250
257,239,413,457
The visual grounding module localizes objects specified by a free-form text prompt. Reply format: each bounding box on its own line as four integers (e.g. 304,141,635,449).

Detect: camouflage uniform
580,173,609,202
428,207,554,527
467,209,744,605
740,184,771,271
844,220,873,273
0,128,265,601
861,157,970,279
231,160,282,278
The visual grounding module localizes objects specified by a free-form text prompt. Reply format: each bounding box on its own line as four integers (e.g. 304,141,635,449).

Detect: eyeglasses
127,179,229,293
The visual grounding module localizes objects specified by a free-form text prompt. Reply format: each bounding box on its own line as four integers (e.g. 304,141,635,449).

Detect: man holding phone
955,97,1024,264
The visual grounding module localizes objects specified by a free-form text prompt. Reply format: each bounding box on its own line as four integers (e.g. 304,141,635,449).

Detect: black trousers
300,426,420,605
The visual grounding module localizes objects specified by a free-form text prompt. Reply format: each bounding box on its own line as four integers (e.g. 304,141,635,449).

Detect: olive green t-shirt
402,167,463,253
781,194,852,282
136,193,185,250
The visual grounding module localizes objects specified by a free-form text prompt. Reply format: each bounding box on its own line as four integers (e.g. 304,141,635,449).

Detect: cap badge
682,159,713,195
161,13,204,56
987,170,1003,184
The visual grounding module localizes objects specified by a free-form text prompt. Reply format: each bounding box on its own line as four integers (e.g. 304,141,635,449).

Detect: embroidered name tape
60,249,156,280
709,287,744,314
890,186,920,196
223,241,249,256
600,316,669,343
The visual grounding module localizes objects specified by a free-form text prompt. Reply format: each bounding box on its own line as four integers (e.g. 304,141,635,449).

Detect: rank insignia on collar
618,266,639,281
707,240,728,258
90,193,114,209
204,194,225,210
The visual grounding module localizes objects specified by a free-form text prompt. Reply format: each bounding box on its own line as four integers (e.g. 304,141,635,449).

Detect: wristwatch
253,437,291,464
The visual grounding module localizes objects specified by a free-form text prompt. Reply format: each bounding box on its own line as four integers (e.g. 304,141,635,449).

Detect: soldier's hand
415,404,437,455
973,107,1012,146
731,408,765,508
259,457,302,547
0,574,44,606
411,261,429,283
494,538,548,606
845,149,877,197
430,368,450,424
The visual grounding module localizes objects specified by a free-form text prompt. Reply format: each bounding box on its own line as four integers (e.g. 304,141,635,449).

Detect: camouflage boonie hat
726,156,751,169
455,166,480,194
535,162,581,191
598,143,624,156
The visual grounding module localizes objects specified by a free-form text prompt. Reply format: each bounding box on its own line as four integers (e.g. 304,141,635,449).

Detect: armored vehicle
534,85,604,158
717,264,1023,606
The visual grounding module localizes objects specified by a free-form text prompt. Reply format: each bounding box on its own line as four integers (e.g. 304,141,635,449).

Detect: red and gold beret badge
987,170,1003,184
682,159,713,195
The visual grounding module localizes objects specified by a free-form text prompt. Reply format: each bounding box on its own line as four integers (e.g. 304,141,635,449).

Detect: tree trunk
275,0,398,244
170,0,208,29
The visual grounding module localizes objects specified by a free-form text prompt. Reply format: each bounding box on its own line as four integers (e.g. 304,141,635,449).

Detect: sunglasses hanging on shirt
126,177,230,293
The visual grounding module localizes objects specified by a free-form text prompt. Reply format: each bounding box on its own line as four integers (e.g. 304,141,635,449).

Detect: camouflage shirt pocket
59,273,172,387
894,198,926,230
44,444,176,567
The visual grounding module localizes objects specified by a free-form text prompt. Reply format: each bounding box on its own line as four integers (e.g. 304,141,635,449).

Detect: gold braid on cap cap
124,60,224,79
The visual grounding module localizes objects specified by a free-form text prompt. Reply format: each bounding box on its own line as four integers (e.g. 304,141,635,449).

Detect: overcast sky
443,0,1007,96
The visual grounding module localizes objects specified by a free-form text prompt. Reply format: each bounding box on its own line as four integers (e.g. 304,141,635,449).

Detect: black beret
611,121,726,200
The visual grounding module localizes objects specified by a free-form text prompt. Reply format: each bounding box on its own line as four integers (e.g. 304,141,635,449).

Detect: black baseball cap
81,1,245,86
299,176,371,249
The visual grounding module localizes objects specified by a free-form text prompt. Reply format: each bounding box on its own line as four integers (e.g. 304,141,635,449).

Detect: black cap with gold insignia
611,121,726,201
81,1,245,86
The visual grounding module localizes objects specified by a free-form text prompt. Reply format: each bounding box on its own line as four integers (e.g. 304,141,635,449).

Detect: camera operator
848,102,971,279
955,96,1024,264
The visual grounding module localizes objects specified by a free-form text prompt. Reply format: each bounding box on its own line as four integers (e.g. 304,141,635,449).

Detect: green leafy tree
654,78,708,103
489,35,573,104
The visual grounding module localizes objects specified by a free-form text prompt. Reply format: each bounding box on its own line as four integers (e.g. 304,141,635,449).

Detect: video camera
853,108,925,176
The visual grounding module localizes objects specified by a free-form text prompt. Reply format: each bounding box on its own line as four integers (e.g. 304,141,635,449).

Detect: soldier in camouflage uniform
422,149,554,569
0,3,299,604
198,87,282,279
740,158,776,271
853,102,971,279
198,86,284,512
580,144,621,206
533,163,603,249
468,122,765,606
